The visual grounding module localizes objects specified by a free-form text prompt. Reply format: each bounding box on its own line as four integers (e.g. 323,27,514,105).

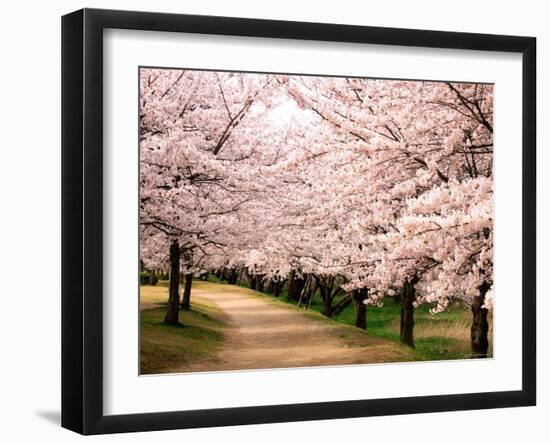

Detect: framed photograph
61,8,536,435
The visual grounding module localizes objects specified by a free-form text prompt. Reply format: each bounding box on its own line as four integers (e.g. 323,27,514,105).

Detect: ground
140,280,492,374
140,280,416,374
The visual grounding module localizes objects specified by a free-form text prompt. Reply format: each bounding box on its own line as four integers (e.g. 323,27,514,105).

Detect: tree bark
180,273,192,311
308,278,318,303
257,275,265,292
247,271,257,290
220,268,228,282
227,269,238,284
273,279,286,297
150,269,158,286
164,240,181,325
237,268,246,285
321,298,332,317
353,288,369,330
471,281,490,358
287,270,306,301
316,275,341,318
296,275,311,306
400,277,418,347
318,282,333,317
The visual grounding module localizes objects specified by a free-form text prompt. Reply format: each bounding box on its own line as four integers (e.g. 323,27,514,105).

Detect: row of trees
139,68,494,357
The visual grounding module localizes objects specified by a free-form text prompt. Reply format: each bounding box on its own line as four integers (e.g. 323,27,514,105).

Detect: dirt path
182,282,414,372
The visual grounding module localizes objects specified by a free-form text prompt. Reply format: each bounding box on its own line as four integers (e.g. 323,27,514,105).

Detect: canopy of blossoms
139,68,493,352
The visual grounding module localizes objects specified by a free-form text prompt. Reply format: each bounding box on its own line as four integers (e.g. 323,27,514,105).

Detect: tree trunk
180,273,192,311
353,288,369,330
322,302,332,317
308,279,318,303
319,283,333,317
164,240,181,325
315,276,341,318
471,281,490,358
273,279,285,297
298,275,314,307
257,276,265,292
400,277,418,347
237,268,246,285
220,268,228,282
247,272,257,290
150,269,158,286
227,269,238,284
287,270,306,301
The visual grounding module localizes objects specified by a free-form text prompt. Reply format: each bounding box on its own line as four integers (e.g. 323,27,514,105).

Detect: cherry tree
139,68,278,324
274,75,493,353
139,68,494,358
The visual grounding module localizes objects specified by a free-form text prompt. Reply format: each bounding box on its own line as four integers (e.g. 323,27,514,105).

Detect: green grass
253,284,492,362
140,284,224,374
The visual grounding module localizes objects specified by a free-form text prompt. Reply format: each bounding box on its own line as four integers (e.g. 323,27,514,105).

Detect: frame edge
61,8,85,435
521,36,537,406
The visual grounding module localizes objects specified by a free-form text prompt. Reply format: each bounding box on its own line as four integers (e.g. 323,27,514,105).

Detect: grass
326,295,494,361
140,283,224,374
205,273,492,361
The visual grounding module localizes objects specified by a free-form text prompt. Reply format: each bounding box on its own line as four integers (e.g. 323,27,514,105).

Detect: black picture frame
61,8,537,435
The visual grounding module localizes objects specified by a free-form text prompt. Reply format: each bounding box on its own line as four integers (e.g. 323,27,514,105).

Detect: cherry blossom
139,68,493,356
